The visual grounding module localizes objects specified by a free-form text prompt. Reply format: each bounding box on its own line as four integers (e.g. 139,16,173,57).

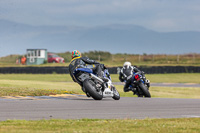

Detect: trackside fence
0,66,200,74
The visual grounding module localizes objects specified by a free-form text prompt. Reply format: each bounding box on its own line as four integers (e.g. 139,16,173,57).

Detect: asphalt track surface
1,83,200,121
0,97,200,121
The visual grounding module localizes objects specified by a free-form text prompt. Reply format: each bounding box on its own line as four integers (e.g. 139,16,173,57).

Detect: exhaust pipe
90,73,104,84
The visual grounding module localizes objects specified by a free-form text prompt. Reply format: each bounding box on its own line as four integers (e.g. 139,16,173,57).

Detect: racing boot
124,87,133,92
132,88,137,95
98,71,109,82
101,77,109,82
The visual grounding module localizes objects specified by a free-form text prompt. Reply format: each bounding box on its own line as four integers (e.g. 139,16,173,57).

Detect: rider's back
69,56,100,83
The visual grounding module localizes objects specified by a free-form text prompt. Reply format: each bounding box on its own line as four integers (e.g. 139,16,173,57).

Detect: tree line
0,51,200,65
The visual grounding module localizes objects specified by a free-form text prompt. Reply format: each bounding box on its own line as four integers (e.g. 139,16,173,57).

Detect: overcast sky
0,0,200,32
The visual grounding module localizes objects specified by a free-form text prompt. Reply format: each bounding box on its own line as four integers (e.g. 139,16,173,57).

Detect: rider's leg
92,64,108,82
123,80,132,92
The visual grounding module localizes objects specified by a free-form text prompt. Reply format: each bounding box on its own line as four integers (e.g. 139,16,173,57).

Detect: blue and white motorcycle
73,67,120,100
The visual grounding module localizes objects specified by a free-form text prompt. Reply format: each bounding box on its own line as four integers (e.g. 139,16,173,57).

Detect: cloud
0,0,200,32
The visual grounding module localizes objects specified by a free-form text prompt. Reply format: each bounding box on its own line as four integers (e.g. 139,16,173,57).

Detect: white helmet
123,62,131,67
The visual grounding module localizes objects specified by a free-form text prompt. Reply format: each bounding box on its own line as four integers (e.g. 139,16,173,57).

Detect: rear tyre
83,79,103,100
139,82,151,98
112,86,120,100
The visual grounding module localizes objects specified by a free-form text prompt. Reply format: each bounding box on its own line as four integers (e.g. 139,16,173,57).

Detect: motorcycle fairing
75,68,93,73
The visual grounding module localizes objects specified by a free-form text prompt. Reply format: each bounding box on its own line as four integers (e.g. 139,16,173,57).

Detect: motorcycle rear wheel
83,79,103,100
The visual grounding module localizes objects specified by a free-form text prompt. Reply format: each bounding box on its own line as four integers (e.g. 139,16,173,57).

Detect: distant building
26,49,47,65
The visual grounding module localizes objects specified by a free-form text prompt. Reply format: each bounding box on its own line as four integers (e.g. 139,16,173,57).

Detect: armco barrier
0,66,200,74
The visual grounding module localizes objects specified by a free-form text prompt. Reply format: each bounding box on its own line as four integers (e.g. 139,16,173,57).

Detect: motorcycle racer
69,50,108,87
119,62,149,92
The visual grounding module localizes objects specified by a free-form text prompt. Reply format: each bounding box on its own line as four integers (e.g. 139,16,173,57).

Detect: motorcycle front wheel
112,86,120,100
138,82,151,98
83,79,103,100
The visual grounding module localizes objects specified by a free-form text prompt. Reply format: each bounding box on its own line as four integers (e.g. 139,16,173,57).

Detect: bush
57,52,71,62
82,51,112,61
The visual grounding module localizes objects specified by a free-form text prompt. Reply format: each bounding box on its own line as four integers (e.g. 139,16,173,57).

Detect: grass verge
112,73,200,84
1,84,200,99
0,80,81,97
0,87,76,97
115,85,200,99
0,74,200,98
0,73,200,83
0,118,200,133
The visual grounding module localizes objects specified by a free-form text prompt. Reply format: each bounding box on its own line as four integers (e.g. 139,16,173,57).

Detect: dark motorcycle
73,67,120,100
129,73,151,98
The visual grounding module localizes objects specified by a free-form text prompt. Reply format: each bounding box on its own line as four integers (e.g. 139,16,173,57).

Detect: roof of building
27,49,47,51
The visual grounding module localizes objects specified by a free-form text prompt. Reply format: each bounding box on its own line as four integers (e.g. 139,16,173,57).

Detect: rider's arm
81,57,100,64
133,66,141,74
133,66,145,77
119,71,125,82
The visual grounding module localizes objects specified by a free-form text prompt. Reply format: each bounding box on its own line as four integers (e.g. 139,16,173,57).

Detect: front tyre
83,79,103,100
139,82,151,98
112,86,120,100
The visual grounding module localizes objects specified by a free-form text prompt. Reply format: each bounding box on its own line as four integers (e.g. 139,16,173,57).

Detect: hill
1,19,200,57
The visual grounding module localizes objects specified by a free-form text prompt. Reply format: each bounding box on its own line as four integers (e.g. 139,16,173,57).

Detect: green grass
150,86,200,99
113,73,200,84
1,83,200,99
115,85,200,99
0,87,76,97
0,74,72,82
145,73,200,84
0,74,200,98
0,81,81,97
0,73,200,83
0,74,80,96
0,118,200,133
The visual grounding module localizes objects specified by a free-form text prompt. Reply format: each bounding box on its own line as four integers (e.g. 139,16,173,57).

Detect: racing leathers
119,66,146,92
69,56,106,87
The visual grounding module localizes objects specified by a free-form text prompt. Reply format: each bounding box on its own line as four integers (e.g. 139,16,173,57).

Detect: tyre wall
0,66,200,74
